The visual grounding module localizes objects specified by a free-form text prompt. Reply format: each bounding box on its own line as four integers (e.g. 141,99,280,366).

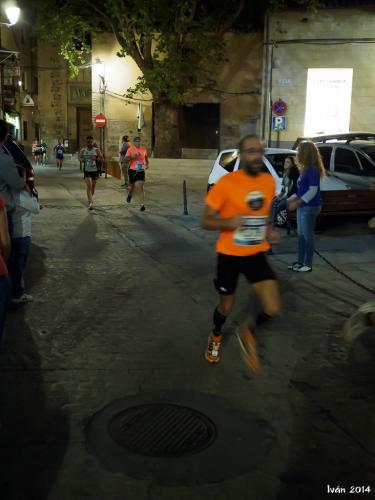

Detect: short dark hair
86,135,93,140
238,134,259,151
122,135,129,141
0,120,9,142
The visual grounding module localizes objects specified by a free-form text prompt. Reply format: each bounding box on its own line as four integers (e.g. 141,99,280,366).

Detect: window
23,121,28,141
359,146,375,162
265,153,295,177
334,148,361,175
304,68,353,136
317,146,332,170
358,154,375,177
219,151,238,172
3,67,14,86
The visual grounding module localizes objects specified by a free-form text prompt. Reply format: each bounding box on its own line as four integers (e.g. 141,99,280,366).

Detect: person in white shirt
8,169,39,303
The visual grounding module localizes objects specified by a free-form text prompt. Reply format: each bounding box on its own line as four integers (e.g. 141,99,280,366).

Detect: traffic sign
272,115,287,131
94,114,107,127
272,99,288,116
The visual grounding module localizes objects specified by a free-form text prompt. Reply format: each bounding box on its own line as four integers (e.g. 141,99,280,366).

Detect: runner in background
119,135,130,187
79,136,103,211
40,139,48,165
32,139,40,165
202,134,281,372
54,140,65,171
125,136,149,212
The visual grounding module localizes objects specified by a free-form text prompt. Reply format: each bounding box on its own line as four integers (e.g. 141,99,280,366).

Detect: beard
242,160,263,177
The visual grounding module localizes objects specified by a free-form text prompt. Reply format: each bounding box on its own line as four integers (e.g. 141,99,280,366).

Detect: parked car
208,147,375,217
293,132,375,189
1,135,38,198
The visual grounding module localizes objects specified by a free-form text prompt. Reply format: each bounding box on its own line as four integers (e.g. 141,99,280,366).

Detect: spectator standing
0,120,25,218
119,135,130,187
288,141,325,273
8,172,39,304
0,194,11,345
54,140,65,171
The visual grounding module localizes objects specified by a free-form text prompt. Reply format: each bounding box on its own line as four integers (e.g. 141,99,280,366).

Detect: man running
79,136,102,210
54,140,65,171
202,134,281,372
125,136,149,212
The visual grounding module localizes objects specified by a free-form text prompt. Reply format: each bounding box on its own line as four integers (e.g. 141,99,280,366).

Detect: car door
333,147,367,188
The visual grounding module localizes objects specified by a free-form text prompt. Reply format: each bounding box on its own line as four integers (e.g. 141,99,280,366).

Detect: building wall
266,8,375,148
91,31,263,157
92,33,153,160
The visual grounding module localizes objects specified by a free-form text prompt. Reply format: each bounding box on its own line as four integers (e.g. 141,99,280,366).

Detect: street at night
1,0,375,499
0,162,374,499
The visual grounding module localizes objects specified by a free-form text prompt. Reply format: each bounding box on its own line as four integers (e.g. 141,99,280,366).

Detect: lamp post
95,58,106,175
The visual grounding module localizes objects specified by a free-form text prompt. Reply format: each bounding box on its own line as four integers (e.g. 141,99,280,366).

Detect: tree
30,0,317,157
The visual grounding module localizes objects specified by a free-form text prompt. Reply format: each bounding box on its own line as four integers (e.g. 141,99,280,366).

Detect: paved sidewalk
0,162,374,500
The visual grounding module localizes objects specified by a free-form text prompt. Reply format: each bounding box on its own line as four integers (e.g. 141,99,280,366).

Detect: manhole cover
108,403,217,457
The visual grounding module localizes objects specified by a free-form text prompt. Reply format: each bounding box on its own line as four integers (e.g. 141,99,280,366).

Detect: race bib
233,216,267,246
135,162,144,171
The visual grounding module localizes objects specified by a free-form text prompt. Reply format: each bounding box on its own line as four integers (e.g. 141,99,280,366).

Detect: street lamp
1,4,21,26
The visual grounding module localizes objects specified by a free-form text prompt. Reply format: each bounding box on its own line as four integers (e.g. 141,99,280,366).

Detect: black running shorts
214,252,277,295
84,171,99,180
129,169,145,184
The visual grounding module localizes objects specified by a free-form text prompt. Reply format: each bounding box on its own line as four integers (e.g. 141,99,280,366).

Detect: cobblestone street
1,161,375,500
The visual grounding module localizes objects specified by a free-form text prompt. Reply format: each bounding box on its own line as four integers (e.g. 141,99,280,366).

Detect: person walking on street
125,136,149,212
0,193,11,346
79,136,102,211
287,141,325,273
54,140,65,171
202,134,281,371
8,168,39,304
119,135,130,186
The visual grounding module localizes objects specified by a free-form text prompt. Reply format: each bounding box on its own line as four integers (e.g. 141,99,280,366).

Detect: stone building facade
263,6,375,148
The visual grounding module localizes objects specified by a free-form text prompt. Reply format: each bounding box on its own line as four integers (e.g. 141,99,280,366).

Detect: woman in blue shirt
287,141,325,272
54,140,65,171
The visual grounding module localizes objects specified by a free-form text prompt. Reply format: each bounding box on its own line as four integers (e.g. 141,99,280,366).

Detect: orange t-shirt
126,146,148,171
205,170,276,257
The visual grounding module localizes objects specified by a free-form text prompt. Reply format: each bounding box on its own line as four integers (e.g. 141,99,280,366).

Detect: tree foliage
29,0,316,105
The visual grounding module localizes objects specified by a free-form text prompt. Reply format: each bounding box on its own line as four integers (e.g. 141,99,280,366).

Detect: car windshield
265,153,296,177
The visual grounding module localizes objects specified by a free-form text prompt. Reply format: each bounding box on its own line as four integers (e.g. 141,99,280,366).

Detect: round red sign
272,99,288,116
94,114,107,127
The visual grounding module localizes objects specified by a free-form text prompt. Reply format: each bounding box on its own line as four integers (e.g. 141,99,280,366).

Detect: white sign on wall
304,68,353,136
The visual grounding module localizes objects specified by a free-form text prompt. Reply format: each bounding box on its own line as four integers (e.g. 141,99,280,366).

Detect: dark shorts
84,171,99,181
56,155,64,160
214,252,277,295
129,169,145,184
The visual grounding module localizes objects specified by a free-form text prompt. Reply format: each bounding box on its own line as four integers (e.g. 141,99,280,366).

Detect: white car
208,148,350,193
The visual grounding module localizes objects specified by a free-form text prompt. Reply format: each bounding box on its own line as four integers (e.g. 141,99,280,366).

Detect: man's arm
201,205,242,231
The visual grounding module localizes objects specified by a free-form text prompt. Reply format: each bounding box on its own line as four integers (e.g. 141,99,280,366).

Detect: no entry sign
94,114,107,127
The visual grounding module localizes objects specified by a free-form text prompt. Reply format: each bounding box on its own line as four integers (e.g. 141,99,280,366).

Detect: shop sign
68,85,91,103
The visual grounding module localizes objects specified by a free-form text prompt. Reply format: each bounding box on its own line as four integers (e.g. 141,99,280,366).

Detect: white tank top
83,147,97,172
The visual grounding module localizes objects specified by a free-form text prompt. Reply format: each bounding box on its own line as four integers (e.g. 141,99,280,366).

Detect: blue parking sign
272,115,287,131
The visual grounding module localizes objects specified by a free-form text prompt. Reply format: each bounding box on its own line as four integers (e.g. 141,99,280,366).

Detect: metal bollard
183,180,189,215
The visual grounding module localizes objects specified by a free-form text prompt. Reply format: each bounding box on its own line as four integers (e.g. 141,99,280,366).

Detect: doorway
179,103,220,149
77,107,92,150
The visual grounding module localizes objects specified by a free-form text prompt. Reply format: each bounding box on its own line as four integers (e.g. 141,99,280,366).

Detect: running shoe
288,262,302,271
204,333,222,363
297,265,312,272
140,205,146,212
88,203,94,211
126,195,132,204
236,327,261,373
12,294,33,304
